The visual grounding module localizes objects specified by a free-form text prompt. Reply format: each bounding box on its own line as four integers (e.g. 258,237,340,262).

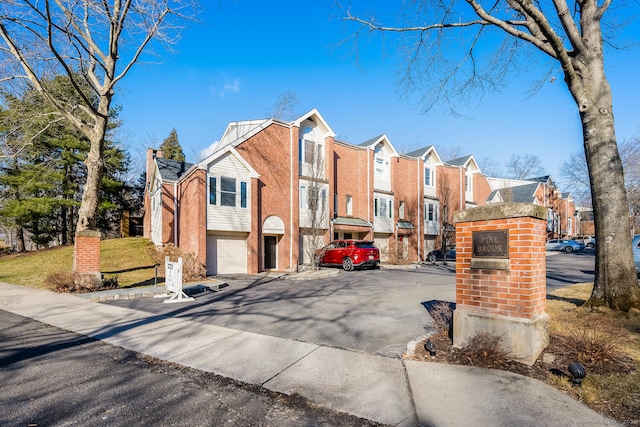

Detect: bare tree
344,1,639,309
301,142,328,271
559,151,592,207
266,91,301,122
562,135,640,232
437,169,455,256
506,153,545,180
0,0,197,272
477,156,504,178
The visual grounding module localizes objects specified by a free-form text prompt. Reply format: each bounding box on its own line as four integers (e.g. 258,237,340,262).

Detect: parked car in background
426,248,456,263
632,235,640,273
317,240,380,271
546,239,585,253
574,236,596,249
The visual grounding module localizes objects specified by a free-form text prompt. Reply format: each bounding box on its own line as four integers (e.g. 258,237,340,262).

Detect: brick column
452,203,548,365
74,230,102,288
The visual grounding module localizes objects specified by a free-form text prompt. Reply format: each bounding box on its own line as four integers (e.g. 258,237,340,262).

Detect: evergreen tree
0,76,130,250
159,128,185,161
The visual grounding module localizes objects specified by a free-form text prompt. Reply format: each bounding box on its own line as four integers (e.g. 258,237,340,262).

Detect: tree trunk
582,106,639,309
16,226,25,253
570,64,639,309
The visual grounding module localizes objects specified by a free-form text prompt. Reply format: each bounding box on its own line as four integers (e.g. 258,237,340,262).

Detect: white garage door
207,235,247,275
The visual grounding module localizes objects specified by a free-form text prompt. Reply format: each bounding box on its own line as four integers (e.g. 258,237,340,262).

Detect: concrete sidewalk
0,282,619,427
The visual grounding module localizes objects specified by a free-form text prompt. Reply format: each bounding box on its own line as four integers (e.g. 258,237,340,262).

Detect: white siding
299,179,329,230
150,176,163,245
207,153,251,232
373,192,394,233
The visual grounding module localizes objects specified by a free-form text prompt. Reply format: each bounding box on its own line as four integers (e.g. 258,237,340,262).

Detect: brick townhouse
144,108,577,275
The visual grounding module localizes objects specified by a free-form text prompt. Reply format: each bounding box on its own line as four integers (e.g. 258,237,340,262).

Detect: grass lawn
0,237,158,289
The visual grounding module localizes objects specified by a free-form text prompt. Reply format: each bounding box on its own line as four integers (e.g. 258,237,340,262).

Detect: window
379,198,387,217
399,201,405,219
424,167,431,186
346,195,353,216
304,140,313,163
389,200,392,218
209,177,217,205
300,185,307,209
465,175,469,192
220,177,236,206
209,176,247,208
240,182,247,208
374,198,379,216
428,204,434,221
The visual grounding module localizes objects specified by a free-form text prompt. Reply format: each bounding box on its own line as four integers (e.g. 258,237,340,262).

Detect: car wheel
342,257,353,271
427,253,437,263
564,246,574,253
587,243,595,249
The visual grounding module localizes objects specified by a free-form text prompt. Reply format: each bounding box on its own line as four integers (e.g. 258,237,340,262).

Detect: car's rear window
354,241,376,248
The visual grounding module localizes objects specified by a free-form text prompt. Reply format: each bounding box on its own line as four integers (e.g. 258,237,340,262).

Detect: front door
264,236,277,270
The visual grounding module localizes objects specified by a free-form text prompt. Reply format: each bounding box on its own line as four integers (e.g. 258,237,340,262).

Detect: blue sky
117,1,639,182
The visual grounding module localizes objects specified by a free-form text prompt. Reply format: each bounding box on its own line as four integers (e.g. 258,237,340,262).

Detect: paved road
545,250,595,290
104,253,595,358
0,310,379,427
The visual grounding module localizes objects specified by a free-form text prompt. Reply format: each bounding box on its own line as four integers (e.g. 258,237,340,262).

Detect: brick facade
454,206,548,319
143,108,577,274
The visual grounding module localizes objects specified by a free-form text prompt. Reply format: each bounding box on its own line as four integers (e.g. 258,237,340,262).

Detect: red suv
317,240,380,271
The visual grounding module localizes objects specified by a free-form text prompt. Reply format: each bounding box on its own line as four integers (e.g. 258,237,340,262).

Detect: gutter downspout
290,123,294,269
417,158,421,261
459,167,463,210
367,148,371,237
174,181,178,246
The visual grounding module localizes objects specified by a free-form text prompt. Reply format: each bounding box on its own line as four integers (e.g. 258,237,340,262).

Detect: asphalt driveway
103,253,595,358
104,266,456,358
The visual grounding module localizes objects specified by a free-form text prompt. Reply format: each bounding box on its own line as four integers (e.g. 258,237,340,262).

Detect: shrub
48,272,119,293
429,301,454,335
0,240,11,255
552,323,633,374
47,271,76,292
147,243,206,282
461,333,512,368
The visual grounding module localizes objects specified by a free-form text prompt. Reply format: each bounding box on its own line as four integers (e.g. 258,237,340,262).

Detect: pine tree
0,76,130,250
159,128,185,161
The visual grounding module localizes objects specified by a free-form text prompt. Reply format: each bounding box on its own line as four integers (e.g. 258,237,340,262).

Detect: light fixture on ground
424,339,436,358
568,362,586,386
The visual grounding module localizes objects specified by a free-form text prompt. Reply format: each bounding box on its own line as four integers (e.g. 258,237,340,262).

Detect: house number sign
472,230,509,258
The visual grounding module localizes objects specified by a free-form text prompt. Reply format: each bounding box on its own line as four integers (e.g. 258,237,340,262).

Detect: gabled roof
156,157,195,182
404,145,443,164
216,119,274,152
446,155,472,167
488,182,541,204
446,154,480,172
199,145,259,179
405,146,433,157
294,108,336,137
358,134,385,148
526,175,553,185
357,134,400,157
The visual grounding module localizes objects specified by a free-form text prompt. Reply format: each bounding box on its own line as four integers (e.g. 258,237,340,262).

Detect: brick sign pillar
452,203,549,365
74,230,102,287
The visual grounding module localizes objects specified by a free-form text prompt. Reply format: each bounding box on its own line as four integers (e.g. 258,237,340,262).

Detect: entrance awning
333,216,372,227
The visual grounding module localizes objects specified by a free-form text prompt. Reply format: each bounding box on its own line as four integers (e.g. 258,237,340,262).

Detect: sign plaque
472,230,509,258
